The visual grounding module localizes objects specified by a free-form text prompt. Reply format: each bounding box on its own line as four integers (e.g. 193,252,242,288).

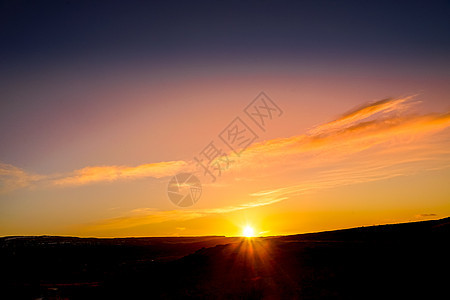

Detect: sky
1,0,449,237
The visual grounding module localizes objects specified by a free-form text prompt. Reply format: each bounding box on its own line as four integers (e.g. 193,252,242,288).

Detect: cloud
308,96,415,135
0,163,43,193
415,213,437,218
240,99,449,163
84,196,286,231
236,97,450,201
2,95,450,232
52,161,189,186
2,95,443,232
0,160,189,193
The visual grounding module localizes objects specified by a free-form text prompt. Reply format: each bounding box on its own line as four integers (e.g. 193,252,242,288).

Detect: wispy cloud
0,160,190,193
3,96,448,194
308,96,415,136
52,161,189,186
84,196,287,231
415,213,437,218
86,94,450,232
0,163,43,193
234,96,450,203
2,96,450,232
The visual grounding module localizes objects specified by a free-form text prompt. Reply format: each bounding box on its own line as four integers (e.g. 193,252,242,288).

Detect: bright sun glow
242,226,255,237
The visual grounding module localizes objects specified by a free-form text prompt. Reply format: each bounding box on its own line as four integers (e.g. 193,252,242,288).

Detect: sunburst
242,225,255,237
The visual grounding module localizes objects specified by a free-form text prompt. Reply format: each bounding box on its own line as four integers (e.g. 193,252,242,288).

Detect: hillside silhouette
1,217,448,299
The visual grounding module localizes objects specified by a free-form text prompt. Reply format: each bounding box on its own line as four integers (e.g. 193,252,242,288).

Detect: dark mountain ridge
1,217,448,299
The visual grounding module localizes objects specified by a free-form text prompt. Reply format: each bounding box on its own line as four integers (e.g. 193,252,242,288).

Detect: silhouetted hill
1,218,448,299
279,216,450,241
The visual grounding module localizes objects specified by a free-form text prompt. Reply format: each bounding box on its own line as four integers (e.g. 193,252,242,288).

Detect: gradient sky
1,0,449,237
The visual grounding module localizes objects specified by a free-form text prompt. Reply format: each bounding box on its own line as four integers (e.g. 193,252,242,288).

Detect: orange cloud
308,96,415,136
1,95,445,233
84,196,287,231
0,160,190,192
0,163,43,193
2,96,450,224
52,161,190,186
234,97,450,202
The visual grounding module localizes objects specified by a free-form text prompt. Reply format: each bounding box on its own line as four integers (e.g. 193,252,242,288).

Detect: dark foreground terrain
1,217,449,299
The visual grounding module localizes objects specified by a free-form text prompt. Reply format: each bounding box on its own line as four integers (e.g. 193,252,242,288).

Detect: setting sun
242,226,255,237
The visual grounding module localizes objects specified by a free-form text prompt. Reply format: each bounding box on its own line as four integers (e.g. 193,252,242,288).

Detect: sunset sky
1,0,449,237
